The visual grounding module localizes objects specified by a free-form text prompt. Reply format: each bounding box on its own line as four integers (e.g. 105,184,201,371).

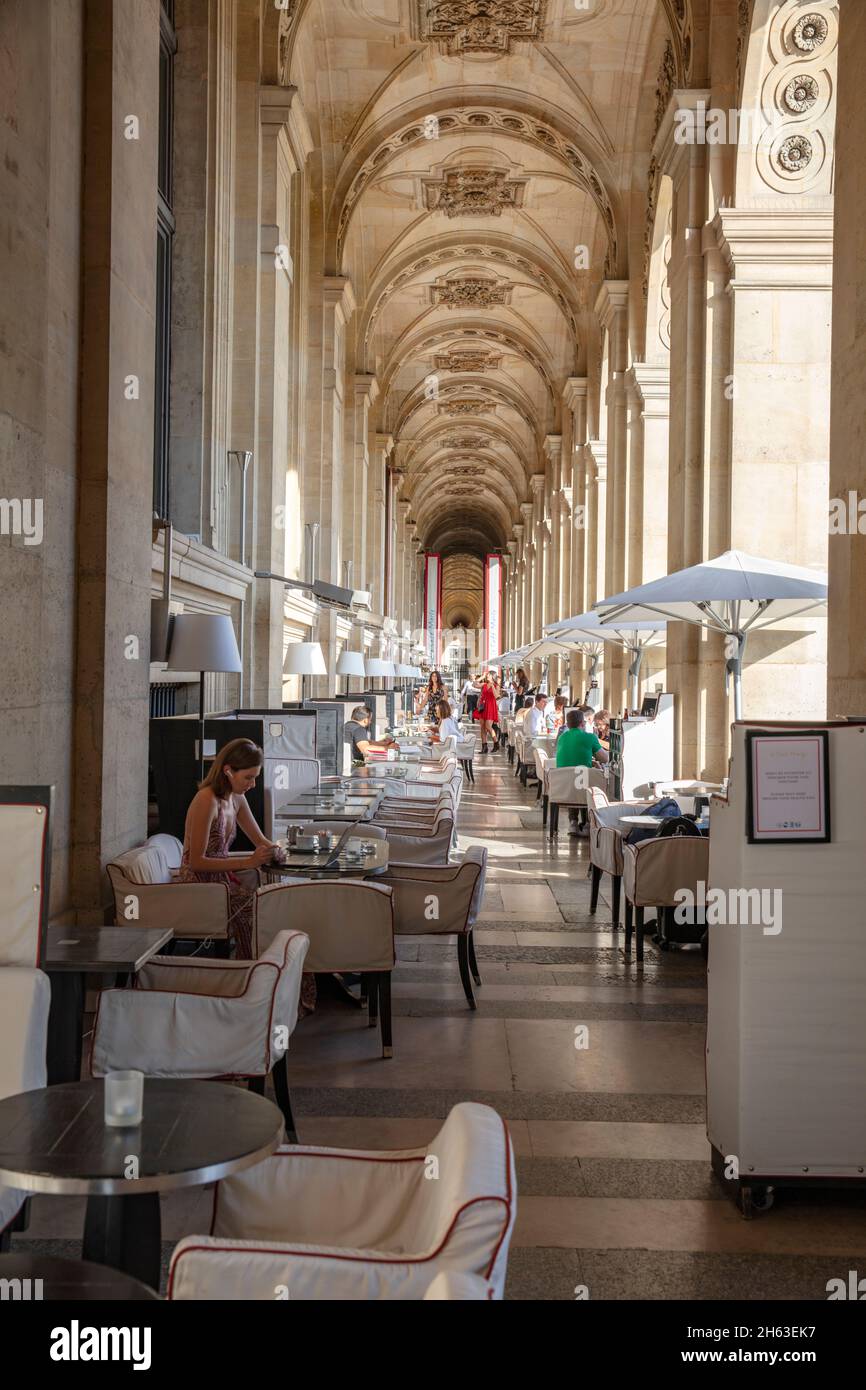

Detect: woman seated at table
177,739,277,959
593,708,611,750
429,698,460,744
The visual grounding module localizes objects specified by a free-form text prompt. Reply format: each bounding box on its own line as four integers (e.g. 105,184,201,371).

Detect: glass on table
104,1070,144,1127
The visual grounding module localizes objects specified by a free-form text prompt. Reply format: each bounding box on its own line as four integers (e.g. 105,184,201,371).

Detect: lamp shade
365,658,394,678
166,613,242,674
283,641,327,676
408,666,423,678
336,650,367,678
395,663,415,677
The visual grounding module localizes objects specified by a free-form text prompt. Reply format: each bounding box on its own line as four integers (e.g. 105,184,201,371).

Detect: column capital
374,432,394,454
354,373,379,407
323,275,357,322
507,540,518,559
625,362,671,416
397,499,412,520
560,486,573,514
710,207,834,292
562,376,588,411
543,434,563,464
513,522,525,540
520,502,535,523
259,85,314,167
594,280,630,330
652,89,713,180
584,439,608,482
529,473,546,496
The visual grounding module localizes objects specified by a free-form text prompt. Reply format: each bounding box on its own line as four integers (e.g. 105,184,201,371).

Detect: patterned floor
14,749,866,1298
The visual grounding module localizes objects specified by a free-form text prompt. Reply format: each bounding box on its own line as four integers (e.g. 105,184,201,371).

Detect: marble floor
14,750,866,1298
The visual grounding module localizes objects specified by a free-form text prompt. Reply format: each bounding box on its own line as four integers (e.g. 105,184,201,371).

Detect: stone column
506,539,518,649
317,276,356,584
72,0,160,919
368,433,392,616
595,282,630,596
344,374,377,597
564,378,589,692
513,522,525,647
713,208,832,742
829,0,866,715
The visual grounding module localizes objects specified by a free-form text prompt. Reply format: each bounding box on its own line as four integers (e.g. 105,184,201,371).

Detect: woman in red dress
474,673,499,754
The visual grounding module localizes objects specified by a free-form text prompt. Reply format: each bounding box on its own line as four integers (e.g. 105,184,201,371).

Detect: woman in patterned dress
414,669,446,723
177,738,316,1012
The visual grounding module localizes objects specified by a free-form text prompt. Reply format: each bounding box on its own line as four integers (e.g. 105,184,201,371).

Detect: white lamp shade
284,641,327,676
365,658,394,678
395,664,415,677
166,613,242,674
408,666,423,678
336,650,367,678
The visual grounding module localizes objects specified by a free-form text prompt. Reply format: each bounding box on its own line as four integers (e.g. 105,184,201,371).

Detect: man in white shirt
526,694,549,738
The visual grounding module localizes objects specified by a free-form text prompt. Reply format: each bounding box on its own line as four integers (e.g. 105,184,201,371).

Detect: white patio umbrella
544,611,668,711
594,550,827,719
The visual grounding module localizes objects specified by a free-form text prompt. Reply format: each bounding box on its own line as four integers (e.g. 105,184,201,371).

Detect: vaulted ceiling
285,0,675,564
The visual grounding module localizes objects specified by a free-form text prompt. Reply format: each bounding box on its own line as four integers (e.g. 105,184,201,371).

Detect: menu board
745,730,830,844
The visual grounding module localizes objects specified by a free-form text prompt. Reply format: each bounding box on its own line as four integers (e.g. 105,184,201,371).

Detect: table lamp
335,649,366,696
166,612,243,779
284,640,327,704
365,657,395,693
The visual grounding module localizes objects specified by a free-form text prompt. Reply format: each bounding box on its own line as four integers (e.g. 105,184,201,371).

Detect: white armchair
547,765,608,837
107,834,232,949
382,847,487,1008
0,969,50,1246
90,930,309,1140
167,1103,516,1300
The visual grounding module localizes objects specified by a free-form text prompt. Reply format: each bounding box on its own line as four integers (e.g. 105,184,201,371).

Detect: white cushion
111,834,183,885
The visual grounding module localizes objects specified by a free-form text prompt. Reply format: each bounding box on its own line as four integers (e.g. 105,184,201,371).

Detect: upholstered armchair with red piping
90,930,309,1139
167,1103,516,1300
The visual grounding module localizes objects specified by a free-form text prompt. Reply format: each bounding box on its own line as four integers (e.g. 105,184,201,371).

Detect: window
153,0,177,520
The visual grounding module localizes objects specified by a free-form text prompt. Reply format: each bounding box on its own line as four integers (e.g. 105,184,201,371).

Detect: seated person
593,708,611,749
555,710,609,836
344,705,396,765
549,694,568,733
526,693,549,738
429,697,460,744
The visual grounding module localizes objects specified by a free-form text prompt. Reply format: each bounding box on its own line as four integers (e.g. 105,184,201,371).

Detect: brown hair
428,670,444,692
200,738,263,798
436,698,452,719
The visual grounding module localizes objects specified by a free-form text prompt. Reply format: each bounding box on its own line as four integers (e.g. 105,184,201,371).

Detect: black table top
46,925,174,974
0,1253,160,1300
264,837,389,879
0,1080,283,1197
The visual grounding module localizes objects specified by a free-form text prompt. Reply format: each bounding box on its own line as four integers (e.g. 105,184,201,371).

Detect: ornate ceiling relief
659,0,691,86
338,109,617,270
736,1,755,96
434,349,503,372
432,276,513,309
440,434,491,450
417,0,546,56
654,41,676,139
423,167,528,217
438,399,497,416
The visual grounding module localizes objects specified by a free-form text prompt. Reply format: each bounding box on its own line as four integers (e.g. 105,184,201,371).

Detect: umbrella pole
628,645,644,713
728,632,747,720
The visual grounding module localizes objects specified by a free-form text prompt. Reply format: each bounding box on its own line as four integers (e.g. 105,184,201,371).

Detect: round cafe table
0,1253,160,1300
0,1080,283,1292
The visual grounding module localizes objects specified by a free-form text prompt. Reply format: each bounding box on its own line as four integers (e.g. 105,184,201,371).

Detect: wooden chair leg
611,874,621,930
624,899,633,954
636,906,645,963
542,794,548,827
271,1053,298,1143
467,929,482,987
378,972,393,1058
589,864,601,914
457,934,477,1009
549,803,559,837
367,973,379,1028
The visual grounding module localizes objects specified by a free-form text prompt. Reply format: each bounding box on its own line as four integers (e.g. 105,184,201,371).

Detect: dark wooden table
0,1253,160,1300
0,1080,283,1291
45,925,174,1087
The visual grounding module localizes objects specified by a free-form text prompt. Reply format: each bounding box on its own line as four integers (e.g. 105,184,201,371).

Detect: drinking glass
104,1070,144,1127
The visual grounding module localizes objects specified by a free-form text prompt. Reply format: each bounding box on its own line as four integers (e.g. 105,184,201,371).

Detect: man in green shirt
555,711,608,834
